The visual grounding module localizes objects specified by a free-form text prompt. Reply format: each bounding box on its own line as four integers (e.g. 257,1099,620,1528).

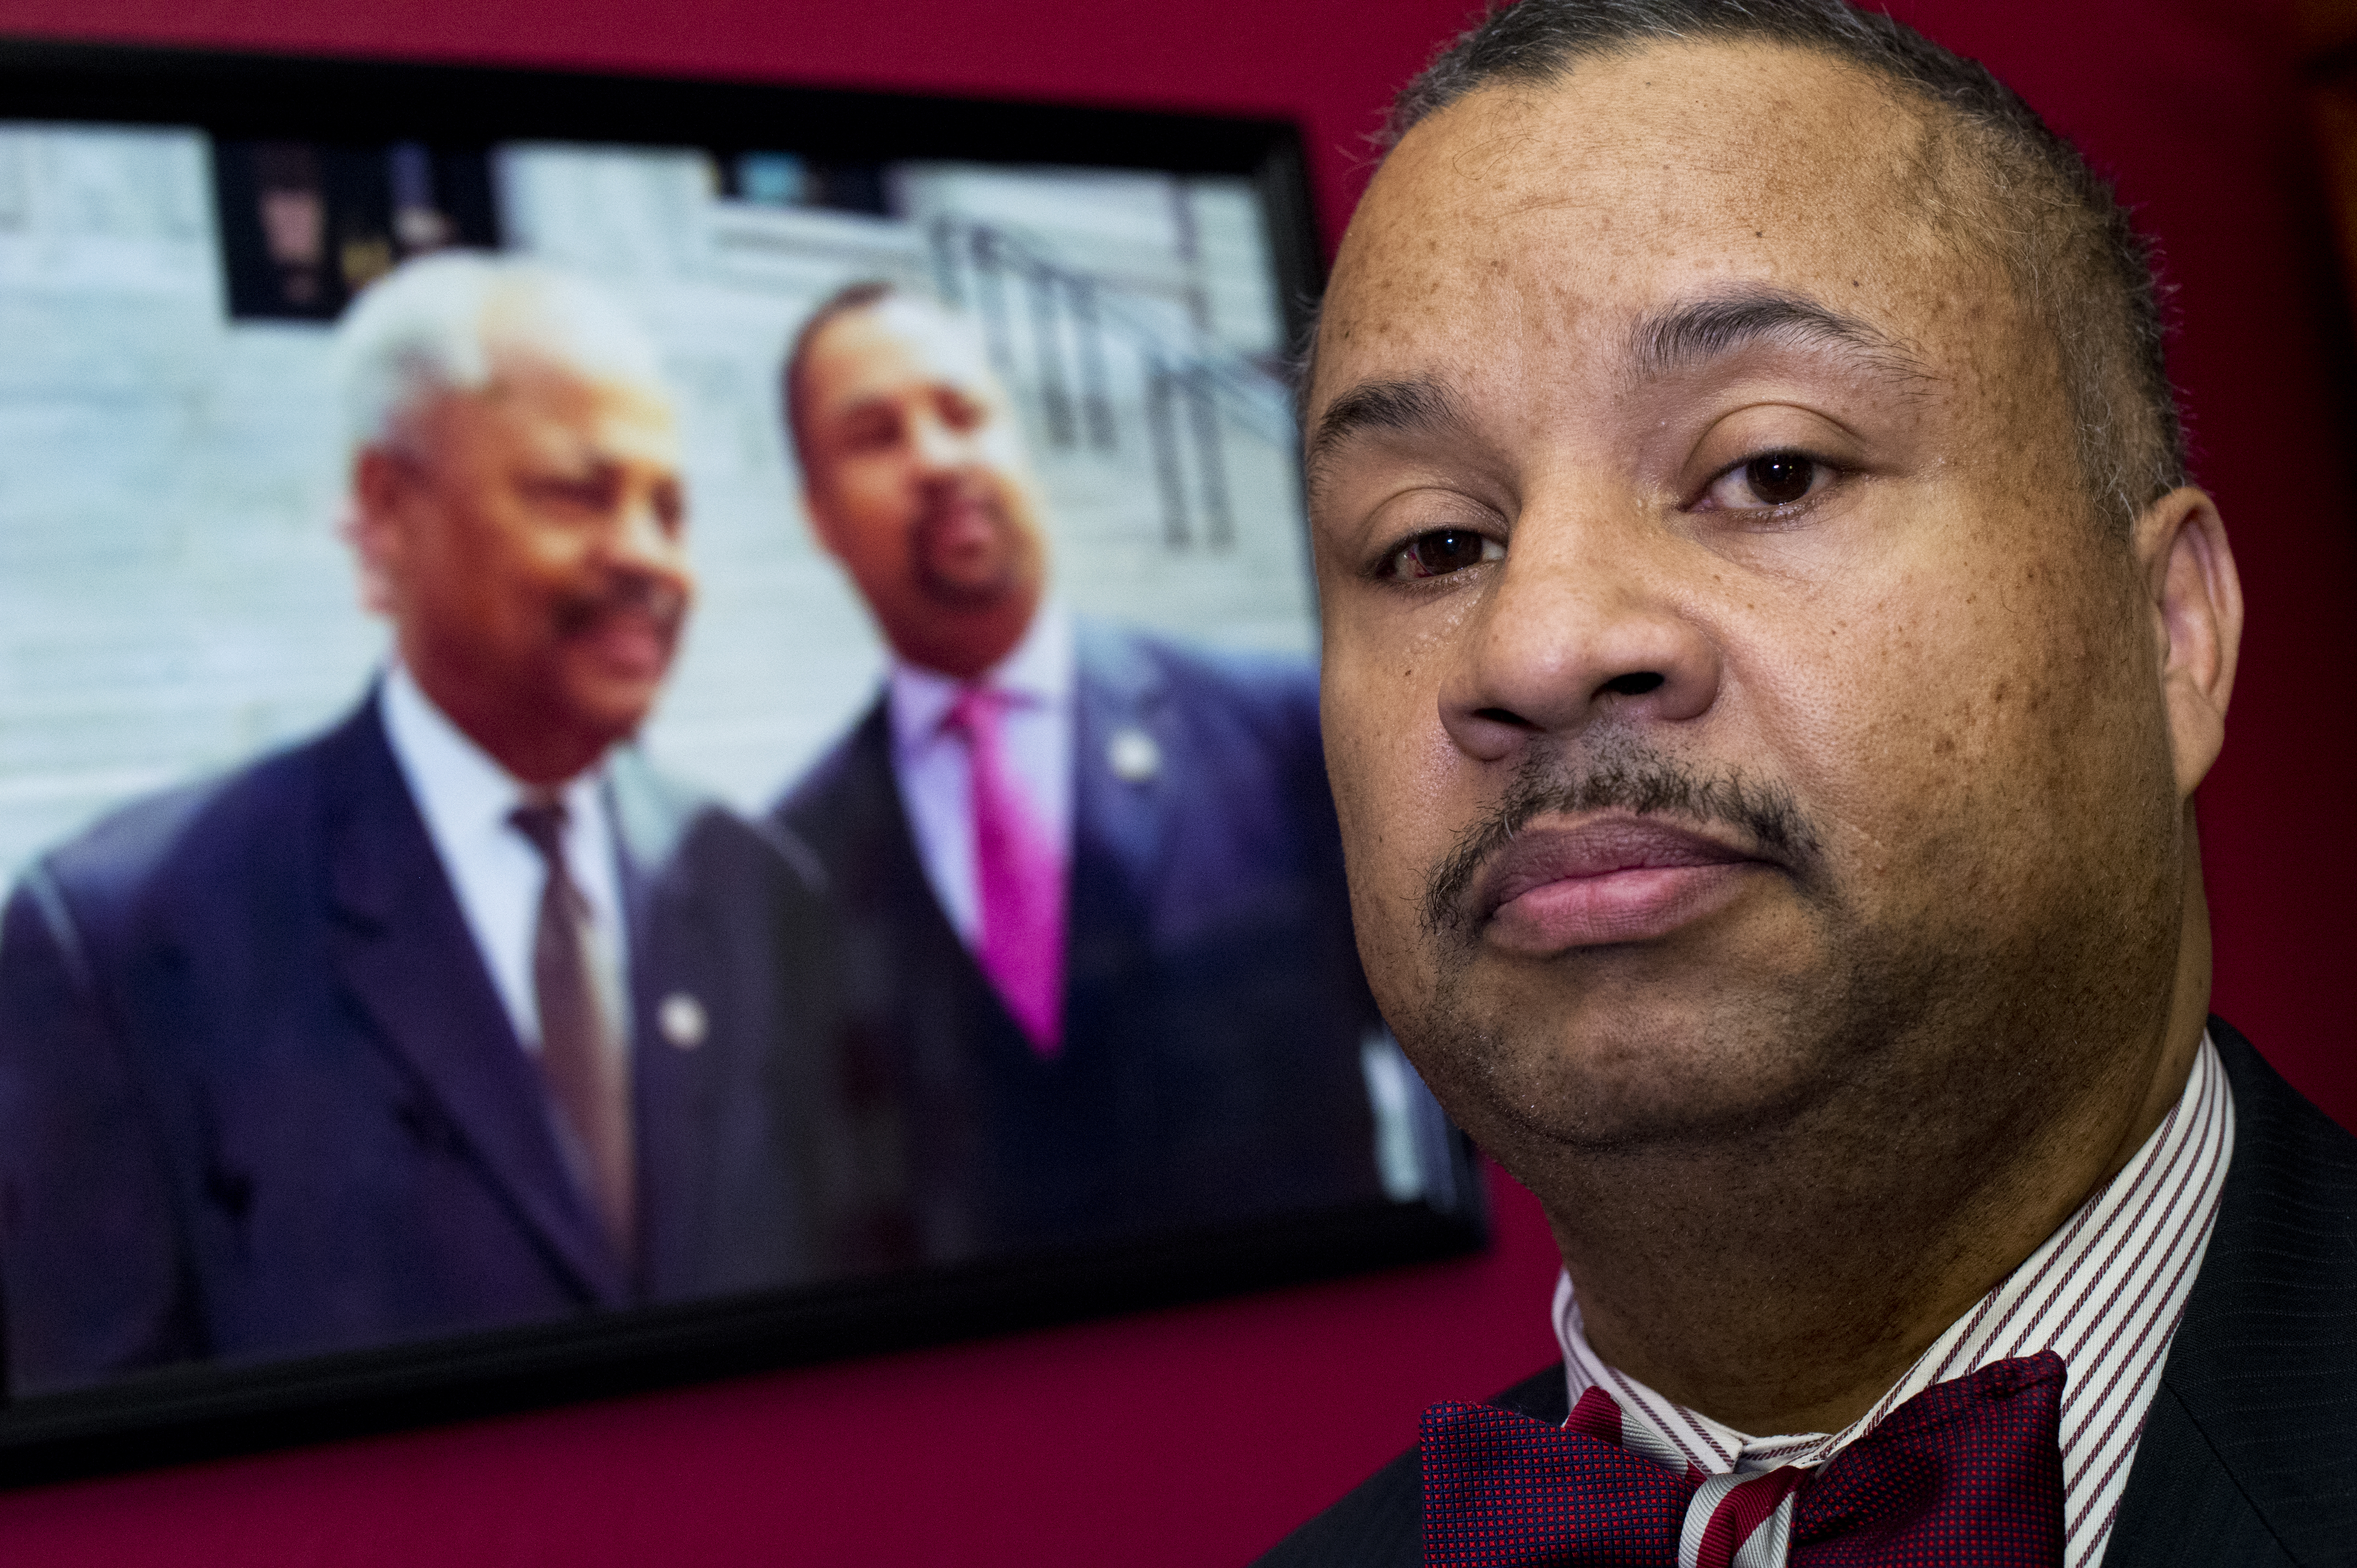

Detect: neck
1542,875,2212,1437
399,653,609,788
894,597,1041,683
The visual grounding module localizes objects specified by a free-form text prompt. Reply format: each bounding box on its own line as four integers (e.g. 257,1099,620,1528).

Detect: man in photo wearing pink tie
772,283,1415,1266
1261,0,2355,1564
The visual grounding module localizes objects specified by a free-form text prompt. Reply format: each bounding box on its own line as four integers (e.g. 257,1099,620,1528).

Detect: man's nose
908,411,976,474
1438,501,1721,763
603,484,687,581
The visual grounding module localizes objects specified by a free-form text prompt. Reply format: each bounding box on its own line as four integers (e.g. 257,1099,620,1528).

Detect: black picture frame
0,36,1488,1486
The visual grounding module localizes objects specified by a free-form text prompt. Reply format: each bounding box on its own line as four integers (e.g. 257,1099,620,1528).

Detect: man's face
795,298,1048,674
1307,44,2193,1168
361,340,690,778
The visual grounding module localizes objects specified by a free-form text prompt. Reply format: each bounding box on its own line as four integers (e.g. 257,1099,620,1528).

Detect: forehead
1318,40,2011,412
805,300,999,408
438,342,679,460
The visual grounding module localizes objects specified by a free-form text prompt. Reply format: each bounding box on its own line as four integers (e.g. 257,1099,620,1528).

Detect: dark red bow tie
1421,1350,2066,1567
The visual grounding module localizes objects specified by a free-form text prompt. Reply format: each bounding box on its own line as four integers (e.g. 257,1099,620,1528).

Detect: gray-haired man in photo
0,252,846,1394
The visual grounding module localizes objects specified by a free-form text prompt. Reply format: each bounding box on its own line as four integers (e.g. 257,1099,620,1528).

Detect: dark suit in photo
1254,1017,2357,1568
775,619,1411,1269
0,690,846,1396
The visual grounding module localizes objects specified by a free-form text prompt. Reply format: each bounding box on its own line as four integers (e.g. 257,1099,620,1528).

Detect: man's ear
346,447,412,617
801,486,846,561
2135,486,2243,799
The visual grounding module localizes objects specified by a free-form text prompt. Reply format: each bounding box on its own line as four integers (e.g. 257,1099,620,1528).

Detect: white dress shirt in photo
379,661,631,1054
887,603,1076,948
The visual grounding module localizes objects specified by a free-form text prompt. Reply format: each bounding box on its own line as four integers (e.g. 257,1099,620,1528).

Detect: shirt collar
380,660,605,835
887,599,1075,755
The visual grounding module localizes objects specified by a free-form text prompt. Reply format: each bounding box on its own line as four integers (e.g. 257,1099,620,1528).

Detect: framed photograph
0,38,1486,1479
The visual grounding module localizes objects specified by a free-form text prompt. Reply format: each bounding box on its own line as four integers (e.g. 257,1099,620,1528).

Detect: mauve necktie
1421,1351,2066,1568
945,685,1068,1057
510,796,636,1259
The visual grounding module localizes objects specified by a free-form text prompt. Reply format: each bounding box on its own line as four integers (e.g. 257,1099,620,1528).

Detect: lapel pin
658,992,707,1050
1106,725,1161,784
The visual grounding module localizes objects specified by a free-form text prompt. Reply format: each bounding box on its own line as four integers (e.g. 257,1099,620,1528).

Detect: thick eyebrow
1631,288,1927,385
1303,290,1922,492
1303,375,1470,492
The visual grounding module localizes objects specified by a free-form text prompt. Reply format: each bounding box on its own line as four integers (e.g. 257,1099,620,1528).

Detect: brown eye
1743,453,1817,506
519,472,616,513
1693,448,1839,516
838,409,903,452
938,390,986,431
1386,528,1503,580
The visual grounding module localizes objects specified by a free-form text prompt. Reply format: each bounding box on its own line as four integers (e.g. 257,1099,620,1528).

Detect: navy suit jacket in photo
1254,1018,2357,1567
0,691,847,1397
773,619,1396,1268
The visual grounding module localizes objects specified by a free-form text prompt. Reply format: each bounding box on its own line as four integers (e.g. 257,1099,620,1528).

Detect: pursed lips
1475,816,1775,953
560,595,683,680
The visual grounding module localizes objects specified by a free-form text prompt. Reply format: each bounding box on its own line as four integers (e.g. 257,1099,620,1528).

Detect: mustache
1420,745,1823,941
914,476,1010,533
550,572,689,640
911,477,1019,606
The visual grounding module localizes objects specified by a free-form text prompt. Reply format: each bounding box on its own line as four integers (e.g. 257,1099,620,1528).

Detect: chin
918,563,1024,612
1410,972,1841,1154
555,674,661,750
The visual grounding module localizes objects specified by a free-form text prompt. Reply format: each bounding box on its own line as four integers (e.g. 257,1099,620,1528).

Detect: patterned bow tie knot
1421,1351,2066,1568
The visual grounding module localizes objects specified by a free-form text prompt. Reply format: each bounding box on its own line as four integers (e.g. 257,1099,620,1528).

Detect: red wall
0,1,2347,1563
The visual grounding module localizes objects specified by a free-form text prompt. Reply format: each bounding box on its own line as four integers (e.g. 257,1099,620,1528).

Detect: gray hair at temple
333,251,669,468
1372,0,2186,532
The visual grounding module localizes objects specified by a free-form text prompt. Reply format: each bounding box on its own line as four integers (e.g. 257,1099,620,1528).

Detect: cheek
507,518,591,597
1764,542,2151,903
1319,614,1464,929
810,501,890,581
421,506,526,616
837,473,915,555
461,513,601,651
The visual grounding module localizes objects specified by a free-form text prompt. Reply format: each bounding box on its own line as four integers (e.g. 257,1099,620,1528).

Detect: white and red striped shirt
1552,1032,2235,1568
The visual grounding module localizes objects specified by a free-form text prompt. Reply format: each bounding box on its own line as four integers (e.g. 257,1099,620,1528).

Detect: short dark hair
781,278,900,464
1379,0,2186,529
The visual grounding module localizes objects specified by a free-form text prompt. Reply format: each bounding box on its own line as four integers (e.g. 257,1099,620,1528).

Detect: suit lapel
830,642,1174,1045
832,691,1040,1059
845,697,979,980
606,749,702,1300
2105,1385,2291,1565
2106,1018,2357,1565
321,695,627,1307
1067,620,1171,1014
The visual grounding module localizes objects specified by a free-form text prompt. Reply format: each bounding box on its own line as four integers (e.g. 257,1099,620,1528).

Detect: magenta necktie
1421,1351,2066,1568
944,685,1068,1057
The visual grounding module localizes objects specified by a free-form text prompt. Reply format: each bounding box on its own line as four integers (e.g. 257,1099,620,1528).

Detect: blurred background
0,0,2350,1563
0,127,1316,872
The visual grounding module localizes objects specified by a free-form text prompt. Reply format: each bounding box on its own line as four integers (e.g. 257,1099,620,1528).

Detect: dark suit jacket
0,692,846,1396
1255,1018,2357,1567
773,620,1391,1267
